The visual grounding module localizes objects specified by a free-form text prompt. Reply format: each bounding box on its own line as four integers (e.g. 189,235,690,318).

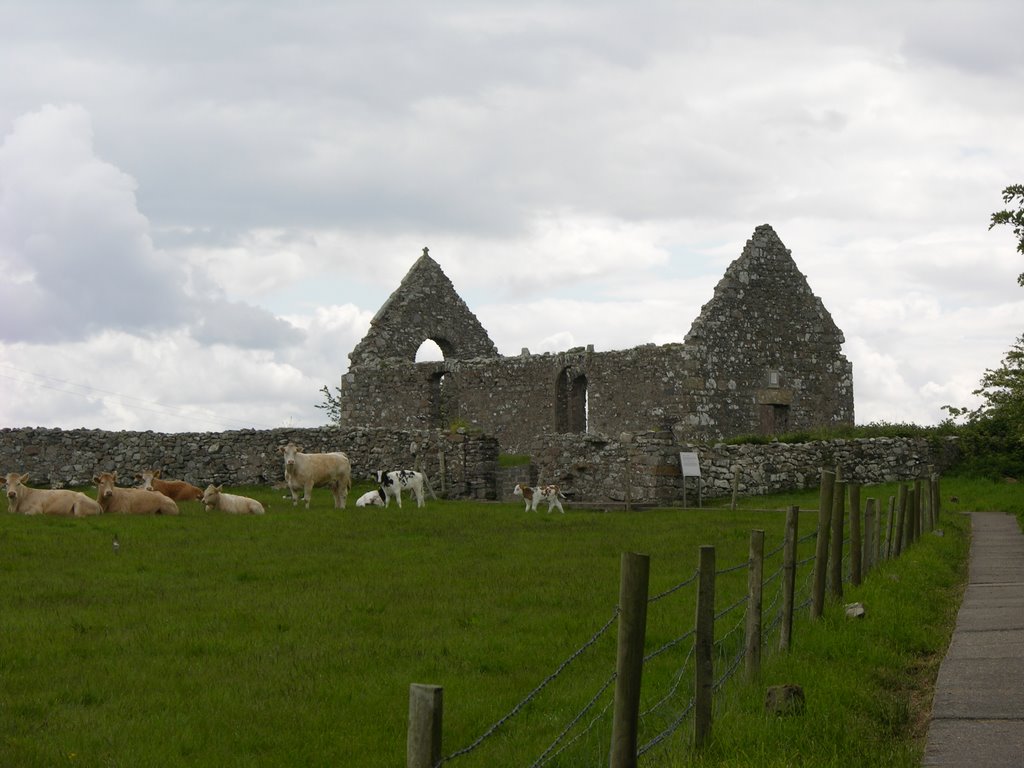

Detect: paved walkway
923,511,1024,767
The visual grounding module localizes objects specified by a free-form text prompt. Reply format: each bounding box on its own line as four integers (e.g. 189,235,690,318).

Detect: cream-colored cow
4,472,102,516
93,471,178,515
201,484,265,515
277,443,352,509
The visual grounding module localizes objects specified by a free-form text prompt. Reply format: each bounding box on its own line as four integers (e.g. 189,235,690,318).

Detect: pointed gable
348,248,499,366
685,223,846,355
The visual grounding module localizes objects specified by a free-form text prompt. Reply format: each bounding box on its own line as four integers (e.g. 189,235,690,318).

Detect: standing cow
377,469,427,508
4,472,102,516
277,443,352,509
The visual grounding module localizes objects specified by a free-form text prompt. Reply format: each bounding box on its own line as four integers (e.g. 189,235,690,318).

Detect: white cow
278,443,352,509
355,489,385,507
377,469,426,508
513,483,566,514
4,472,102,516
202,484,265,515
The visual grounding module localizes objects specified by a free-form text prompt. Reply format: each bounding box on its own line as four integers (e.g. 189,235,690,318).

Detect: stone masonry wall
0,427,957,508
339,225,855,455
0,426,500,501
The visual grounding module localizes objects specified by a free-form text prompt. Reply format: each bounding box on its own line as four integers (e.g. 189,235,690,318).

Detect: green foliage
315,384,343,425
724,421,956,446
989,183,1024,285
498,453,531,468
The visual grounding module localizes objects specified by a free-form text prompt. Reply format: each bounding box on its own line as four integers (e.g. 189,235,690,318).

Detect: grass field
0,478,979,767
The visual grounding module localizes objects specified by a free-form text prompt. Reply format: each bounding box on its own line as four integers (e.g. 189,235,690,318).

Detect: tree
316,384,343,425
940,185,1024,476
989,184,1024,285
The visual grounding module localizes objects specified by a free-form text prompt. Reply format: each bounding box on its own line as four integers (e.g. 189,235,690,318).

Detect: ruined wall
0,426,500,501
0,427,958,507
339,225,854,453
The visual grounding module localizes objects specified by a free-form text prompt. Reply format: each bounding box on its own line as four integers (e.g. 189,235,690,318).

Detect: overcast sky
1,1,1022,434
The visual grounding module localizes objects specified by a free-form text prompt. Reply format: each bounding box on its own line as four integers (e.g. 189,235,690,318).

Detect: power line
0,364,279,431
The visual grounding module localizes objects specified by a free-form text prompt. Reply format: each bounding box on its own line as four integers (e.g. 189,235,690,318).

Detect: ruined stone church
339,224,854,454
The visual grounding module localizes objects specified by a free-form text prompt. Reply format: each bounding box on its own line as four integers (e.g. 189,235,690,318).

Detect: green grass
0,478,980,767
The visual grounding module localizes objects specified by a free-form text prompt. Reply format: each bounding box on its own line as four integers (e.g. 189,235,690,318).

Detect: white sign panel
679,452,701,477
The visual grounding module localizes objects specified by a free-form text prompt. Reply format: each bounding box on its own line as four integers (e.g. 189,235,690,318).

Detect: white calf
355,489,385,507
377,470,426,508
201,484,265,515
513,483,566,513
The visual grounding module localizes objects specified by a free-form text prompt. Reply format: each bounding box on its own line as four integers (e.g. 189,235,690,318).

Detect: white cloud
0,2,1023,433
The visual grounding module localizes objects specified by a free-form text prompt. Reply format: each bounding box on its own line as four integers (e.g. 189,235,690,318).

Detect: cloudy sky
1,1,1022,434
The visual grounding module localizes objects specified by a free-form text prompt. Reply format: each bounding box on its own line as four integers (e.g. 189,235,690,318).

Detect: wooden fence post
731,466,740,510
893,485,907,557
863,498,876,577
694,545,716,749
849,482,862,587
780,506,798,652
744,529,765,680
407,684,443,768
609,552,650,768
885,495,896,559
829,480,846,600
905,487,917,549
932,473,941,525
811,470,835,619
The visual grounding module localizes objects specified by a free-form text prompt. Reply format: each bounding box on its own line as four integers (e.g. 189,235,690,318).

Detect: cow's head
278,443,301,469
201,484,222,506
4,472,28,503
93,472,118,500
138,469,158,490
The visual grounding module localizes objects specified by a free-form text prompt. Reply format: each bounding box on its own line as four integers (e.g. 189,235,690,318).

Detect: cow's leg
304,481,314,509
415,486,424,508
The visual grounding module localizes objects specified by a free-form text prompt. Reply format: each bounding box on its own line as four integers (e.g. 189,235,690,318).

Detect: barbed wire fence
407,470,942,768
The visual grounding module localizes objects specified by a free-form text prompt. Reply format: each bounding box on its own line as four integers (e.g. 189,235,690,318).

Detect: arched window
555,368,588,434
415,339,445,362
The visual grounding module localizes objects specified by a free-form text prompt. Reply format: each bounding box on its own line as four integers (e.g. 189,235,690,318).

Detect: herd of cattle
3,441,568,517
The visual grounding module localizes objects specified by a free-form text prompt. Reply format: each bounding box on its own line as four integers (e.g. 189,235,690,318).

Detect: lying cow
202,484,265,515
278,442,352,509
135,469,204,502
93,471,179,515
4,472,102,516
513,483,566,514
355,489,385,507
377,469,426,508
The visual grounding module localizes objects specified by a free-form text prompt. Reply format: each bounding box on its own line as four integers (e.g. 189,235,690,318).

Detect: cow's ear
154,470,161,478
277,446,284,453
92,476,100,485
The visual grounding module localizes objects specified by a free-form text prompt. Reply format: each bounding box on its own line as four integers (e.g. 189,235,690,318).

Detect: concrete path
923,511,1024,767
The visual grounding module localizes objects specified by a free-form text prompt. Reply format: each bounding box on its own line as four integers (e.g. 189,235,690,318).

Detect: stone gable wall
339,225,855,455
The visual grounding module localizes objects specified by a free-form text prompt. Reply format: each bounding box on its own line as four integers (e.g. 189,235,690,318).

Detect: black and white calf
512,483,566,513
377,469,427,508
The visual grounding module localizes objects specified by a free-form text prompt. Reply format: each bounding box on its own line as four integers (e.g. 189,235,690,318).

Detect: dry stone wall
0,426,499,501
0,427,957,508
